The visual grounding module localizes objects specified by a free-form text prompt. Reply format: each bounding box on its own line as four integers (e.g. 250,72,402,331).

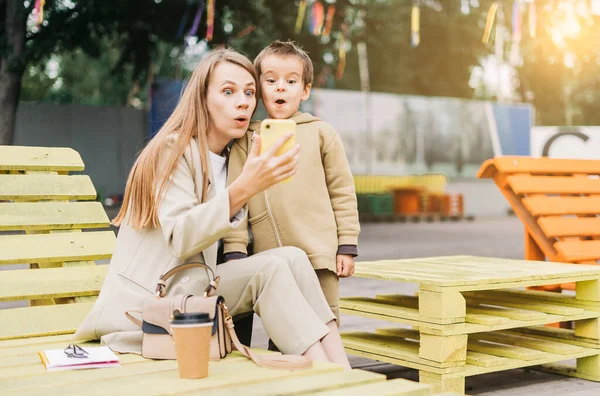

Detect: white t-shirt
209,151,244,262
209,151,227,193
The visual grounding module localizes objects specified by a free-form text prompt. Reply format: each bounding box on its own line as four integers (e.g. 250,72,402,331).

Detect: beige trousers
215,247,335,355
316,269,340,325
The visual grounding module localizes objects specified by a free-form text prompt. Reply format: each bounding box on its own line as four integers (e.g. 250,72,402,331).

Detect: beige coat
223,112,360,273
74,135,334,355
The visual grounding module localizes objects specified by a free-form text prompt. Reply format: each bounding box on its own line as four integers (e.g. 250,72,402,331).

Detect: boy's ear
301,83,312,101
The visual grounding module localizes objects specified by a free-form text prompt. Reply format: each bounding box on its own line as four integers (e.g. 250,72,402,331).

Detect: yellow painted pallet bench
340,255,600,393
0,145,115,340
1,145,455,395
478,156,600,291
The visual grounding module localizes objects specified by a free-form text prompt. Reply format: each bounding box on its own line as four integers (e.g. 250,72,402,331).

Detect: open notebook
39,346,120,372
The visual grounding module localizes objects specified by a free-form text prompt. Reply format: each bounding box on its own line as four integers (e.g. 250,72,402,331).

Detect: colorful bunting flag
206,0,215,41
322,5,336,38
295,1,307,34
312,1,325,36
34,0,45,26
411,3,420,47
528,1,536,38
336,35,346,80
482,2,499,44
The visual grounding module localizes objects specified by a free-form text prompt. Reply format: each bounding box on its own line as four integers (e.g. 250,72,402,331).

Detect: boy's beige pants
316,269,340,326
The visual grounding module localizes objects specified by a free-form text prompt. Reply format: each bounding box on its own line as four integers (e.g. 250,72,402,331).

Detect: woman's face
206,61,257,153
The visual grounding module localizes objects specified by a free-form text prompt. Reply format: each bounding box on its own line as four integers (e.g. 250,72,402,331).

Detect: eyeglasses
64,344,89,358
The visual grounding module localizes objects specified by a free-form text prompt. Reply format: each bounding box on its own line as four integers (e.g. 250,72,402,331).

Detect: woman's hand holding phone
228,132,299,217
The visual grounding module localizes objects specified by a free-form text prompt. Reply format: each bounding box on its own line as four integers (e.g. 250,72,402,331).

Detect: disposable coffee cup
170,312,213,379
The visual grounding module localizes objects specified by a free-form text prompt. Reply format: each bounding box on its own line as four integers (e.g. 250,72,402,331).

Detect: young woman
74,48,350,367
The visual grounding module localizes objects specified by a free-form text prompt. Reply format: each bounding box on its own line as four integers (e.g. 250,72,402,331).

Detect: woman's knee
256,255,293,280
276,246,312,269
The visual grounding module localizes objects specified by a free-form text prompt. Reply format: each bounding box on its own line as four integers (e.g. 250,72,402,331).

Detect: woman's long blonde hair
113,48,258,229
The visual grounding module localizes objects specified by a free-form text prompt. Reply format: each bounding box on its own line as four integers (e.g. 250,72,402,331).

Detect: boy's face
259,55,311,119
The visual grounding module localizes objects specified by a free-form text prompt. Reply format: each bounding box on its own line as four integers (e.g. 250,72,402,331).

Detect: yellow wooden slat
555,240,600,262
464,289,598,310
539,216,600,238
0,174,97,201
199,370,388,396
0,145,84,172
524,196,600,216
0,230,115,265
506,327,600,348
465,351,509,368
469,332,583,355
0,265,107,301
465,296,584,316
308,378,433,396
467,339,546,361
0,202,110,231
0,303,93,340
354,256,600,291
468,304,547,321
507,174,600,194
0,334,74,351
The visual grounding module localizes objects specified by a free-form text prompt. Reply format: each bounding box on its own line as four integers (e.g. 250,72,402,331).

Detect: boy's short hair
254,40,314,87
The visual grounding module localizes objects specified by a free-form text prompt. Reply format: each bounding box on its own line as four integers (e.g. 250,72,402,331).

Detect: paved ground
4,214,600,394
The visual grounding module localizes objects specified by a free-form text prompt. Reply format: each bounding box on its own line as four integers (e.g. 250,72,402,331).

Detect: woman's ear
301,83,312,101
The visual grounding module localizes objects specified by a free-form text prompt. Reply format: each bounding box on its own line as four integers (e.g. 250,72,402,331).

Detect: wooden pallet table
340,255,600,393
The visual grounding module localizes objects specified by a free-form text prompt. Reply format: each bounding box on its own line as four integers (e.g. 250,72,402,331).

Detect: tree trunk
0,71,22,145
1,0,27,145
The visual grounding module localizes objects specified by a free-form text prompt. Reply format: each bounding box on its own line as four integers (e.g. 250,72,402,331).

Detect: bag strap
156,262,220,298
220,303,312,370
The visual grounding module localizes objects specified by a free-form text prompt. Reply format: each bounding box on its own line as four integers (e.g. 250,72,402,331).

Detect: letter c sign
541,129,589,157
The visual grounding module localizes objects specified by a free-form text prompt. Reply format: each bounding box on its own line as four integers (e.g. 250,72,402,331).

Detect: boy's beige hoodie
223,111,360,272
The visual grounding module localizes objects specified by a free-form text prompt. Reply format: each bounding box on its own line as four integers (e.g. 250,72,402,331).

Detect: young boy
223,40,360,324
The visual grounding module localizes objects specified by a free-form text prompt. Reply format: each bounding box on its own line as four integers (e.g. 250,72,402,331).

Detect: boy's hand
336,254,355,278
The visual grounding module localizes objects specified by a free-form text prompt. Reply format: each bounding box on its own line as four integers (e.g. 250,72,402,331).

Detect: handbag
126,262,312,370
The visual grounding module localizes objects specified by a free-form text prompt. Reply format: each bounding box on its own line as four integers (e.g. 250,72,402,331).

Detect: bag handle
155,262,220,298
125,310,143,327
220,303,312,370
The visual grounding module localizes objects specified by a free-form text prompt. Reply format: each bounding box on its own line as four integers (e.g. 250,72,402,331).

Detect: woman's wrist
228,178,254,217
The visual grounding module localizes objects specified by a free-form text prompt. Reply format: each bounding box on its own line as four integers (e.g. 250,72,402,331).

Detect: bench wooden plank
524,196,600,216
508,175,600,194
0,174,97,201
0,202,110,231
0,146,84,172
0,303,94,340
10,358,343,395
308,378,433,396
555,240,600,262
538,216,600,238
0,231,115,265
0,266,107,301
478,156,600,177
201,370,388,396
